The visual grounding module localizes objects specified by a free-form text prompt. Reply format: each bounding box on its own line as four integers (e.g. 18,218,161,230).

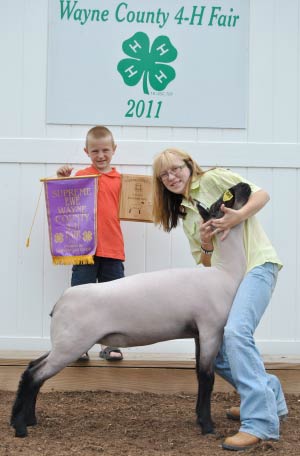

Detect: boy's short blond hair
86,126,115,148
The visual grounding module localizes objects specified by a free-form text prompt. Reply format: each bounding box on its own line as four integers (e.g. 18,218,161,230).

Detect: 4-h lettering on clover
47,0,249,127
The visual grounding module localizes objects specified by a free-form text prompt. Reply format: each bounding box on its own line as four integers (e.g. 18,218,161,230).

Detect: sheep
11,182,251,438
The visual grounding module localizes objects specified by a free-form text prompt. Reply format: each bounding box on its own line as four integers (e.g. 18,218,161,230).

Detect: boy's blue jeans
71,256,124,286
214,262,288,440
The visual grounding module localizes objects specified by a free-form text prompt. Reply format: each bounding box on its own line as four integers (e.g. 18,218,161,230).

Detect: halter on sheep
11,182,251,439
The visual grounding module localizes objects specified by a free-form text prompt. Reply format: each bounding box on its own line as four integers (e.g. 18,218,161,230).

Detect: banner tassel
52,255,95,265
26,185,43,248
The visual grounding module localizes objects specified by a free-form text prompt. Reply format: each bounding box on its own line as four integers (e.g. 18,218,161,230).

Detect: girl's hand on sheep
56,165,73,178
211,204,243,240
200,220,214,249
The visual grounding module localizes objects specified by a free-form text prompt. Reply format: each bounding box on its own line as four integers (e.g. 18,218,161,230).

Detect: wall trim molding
1,138,300,167
1,337,299,356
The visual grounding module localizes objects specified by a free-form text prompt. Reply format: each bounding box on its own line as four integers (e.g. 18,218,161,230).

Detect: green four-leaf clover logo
118,32,178,95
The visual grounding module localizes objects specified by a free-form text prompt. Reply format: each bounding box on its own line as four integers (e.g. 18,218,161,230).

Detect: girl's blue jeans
214,262,288,440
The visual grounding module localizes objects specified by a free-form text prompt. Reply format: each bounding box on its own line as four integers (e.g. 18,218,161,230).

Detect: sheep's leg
11,338,96,438
195,336,201,413
24,354,49,426
194,337,216,434
11,355,47,437
24,380,41,427
196,367,215,434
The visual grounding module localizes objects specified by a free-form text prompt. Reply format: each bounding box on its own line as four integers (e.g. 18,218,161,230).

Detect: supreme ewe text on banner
43,176,98,265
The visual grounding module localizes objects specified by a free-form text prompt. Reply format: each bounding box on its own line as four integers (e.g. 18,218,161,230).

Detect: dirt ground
1,390,299,456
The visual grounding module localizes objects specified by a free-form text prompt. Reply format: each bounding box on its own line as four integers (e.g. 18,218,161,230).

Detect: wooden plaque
119,174,153,223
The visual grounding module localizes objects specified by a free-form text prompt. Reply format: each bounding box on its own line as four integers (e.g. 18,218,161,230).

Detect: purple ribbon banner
43,176,98,265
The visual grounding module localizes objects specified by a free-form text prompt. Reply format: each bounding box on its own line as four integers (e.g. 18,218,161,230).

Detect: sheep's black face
195,182,251,222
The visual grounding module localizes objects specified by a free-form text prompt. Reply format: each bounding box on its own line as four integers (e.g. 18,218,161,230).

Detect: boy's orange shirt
75,166,125,261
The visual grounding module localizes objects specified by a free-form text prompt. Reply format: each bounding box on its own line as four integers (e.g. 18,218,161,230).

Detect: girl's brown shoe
226,406,240,421
222,432,260,451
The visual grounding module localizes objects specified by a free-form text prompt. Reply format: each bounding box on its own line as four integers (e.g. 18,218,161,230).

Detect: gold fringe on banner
52,255,95,265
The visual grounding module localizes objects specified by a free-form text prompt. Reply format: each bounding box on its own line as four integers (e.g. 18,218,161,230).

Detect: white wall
0,0,300,355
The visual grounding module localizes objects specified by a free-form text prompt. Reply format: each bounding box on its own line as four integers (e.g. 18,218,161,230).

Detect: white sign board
47,0,249,128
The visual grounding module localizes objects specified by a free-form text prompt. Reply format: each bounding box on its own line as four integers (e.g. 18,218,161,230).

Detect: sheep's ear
230,183,251,210
208,190,235,219
194,199,210,222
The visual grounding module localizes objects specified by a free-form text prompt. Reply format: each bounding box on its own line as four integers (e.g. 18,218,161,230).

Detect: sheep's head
195,182,251,222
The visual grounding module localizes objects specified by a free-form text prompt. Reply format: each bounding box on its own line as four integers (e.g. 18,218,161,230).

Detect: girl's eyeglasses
159,164,186,182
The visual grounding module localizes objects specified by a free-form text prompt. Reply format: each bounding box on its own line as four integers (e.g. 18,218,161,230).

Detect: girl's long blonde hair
152,148,204,231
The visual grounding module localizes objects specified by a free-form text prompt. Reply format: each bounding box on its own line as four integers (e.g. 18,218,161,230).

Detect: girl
152,148,287,451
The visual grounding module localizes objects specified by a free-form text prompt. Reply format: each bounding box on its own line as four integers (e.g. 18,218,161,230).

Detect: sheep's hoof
26,417,37,426
201,427,215,435
15,426,28,438
13,421,28,438
197,419,215,435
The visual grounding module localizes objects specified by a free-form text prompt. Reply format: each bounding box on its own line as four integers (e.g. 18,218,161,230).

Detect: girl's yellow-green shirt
181,168,282,273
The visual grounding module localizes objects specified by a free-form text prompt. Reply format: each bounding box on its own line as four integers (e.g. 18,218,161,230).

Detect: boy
57,126,125,361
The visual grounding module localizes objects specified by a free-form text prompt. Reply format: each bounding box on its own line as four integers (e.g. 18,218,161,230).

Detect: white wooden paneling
2,139,300,167
147,127,173,140
197,128,223,142
46,124,73,139
172,128,198,142
247,168,274,342
0,1,300,355
272,169,298,341
145,223,173,271
17,164,45,337
247,0,274,141
0,3,24,137
122,126,148,140
298,3,300,142
295,0,300,143
22,0,48,137
273,0,299,143
170,226,195,269
0,164,20,335
221,129,248,142
297,169,300,345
